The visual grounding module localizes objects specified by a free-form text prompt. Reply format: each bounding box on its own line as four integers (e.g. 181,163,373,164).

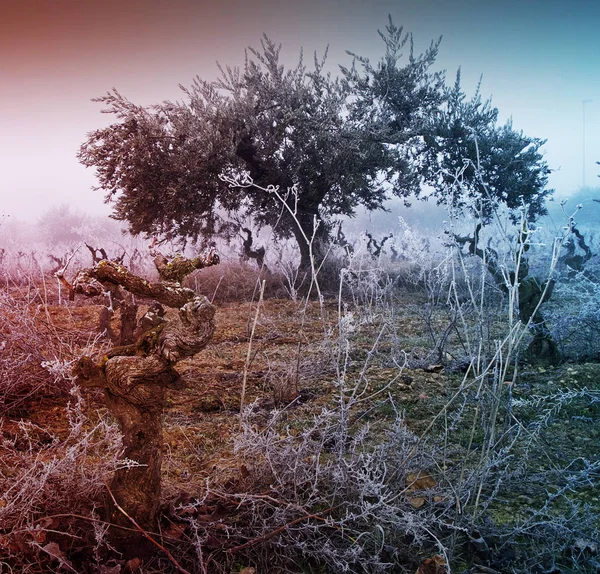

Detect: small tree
38,204,90,246
454,219,560,366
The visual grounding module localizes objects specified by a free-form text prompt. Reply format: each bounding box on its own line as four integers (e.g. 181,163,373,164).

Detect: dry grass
186,261,288,303
1,276,599,573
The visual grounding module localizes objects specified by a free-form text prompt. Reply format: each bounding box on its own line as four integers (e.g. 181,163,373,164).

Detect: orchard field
1,214,599,573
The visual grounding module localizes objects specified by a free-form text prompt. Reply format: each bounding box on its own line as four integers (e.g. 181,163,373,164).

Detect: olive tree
79,21,552,274
78,34,441,271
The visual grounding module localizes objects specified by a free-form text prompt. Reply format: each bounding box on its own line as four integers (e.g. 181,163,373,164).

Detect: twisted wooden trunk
71,251,218,543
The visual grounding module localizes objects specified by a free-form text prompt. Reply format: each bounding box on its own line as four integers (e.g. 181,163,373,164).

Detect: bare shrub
188,260,286,303
196,185,599,573
0,387,124,570
0,289,106,414
545,267,600,361
174,401,449,573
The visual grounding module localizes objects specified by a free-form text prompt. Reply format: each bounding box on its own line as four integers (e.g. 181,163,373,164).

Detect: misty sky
2,0,600,222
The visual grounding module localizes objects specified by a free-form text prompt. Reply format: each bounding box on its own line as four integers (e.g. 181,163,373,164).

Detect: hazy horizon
2,0,600,223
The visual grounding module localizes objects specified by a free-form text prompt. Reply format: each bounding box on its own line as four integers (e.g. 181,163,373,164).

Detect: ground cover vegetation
1,18,600,574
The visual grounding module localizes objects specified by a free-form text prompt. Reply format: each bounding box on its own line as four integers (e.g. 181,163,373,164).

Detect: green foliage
215,37,395,267
78,88,233,243
421,71,552,222
78,19,552,264
341,18,446,196
78,38,393,267
345,18,552,223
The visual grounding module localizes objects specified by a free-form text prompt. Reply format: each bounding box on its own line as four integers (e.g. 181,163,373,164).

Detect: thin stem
240,279,266,427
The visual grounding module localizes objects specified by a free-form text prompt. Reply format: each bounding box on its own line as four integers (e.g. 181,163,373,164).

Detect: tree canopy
343,20,552,223
78,19,553,268
420,72,552,222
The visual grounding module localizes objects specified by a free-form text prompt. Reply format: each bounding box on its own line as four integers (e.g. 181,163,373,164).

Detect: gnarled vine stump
70,250,219,546
454,223,560,366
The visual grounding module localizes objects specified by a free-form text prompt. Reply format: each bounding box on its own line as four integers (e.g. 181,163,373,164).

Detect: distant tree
240,227,268,272
365,232,393,258
38,204,89,246
454,220,560,366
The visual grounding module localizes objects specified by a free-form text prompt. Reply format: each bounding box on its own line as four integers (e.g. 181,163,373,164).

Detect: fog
2,0,599,226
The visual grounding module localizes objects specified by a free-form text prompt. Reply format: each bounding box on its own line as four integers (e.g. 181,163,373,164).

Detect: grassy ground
1,280,599,573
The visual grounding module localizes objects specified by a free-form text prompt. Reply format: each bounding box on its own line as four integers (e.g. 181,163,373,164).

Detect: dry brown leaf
30,529,47,543
408,496,425,508
0,534,20,553
124,557,142,572
407,472,437,490
164,522,187,540
41,542,76,571
415,554,447,574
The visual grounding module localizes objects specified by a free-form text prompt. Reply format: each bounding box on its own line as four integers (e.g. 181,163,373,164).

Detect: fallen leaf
408,496,425,508
41,542,75,570
164,523,186,540
124,557,142,572
407,472,437,490
0,534,20,553
30,529,47,543
416,554,447,574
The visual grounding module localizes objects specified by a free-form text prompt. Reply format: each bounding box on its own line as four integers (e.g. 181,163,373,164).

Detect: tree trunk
118,298,138,345
293,223,312,273
103,356,180,527
98,306,114,340
71,250,219,554
241,227,269,273
526,331,561,367
291,209,328,273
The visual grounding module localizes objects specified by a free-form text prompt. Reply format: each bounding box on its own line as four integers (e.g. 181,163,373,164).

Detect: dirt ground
2,292,599,573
